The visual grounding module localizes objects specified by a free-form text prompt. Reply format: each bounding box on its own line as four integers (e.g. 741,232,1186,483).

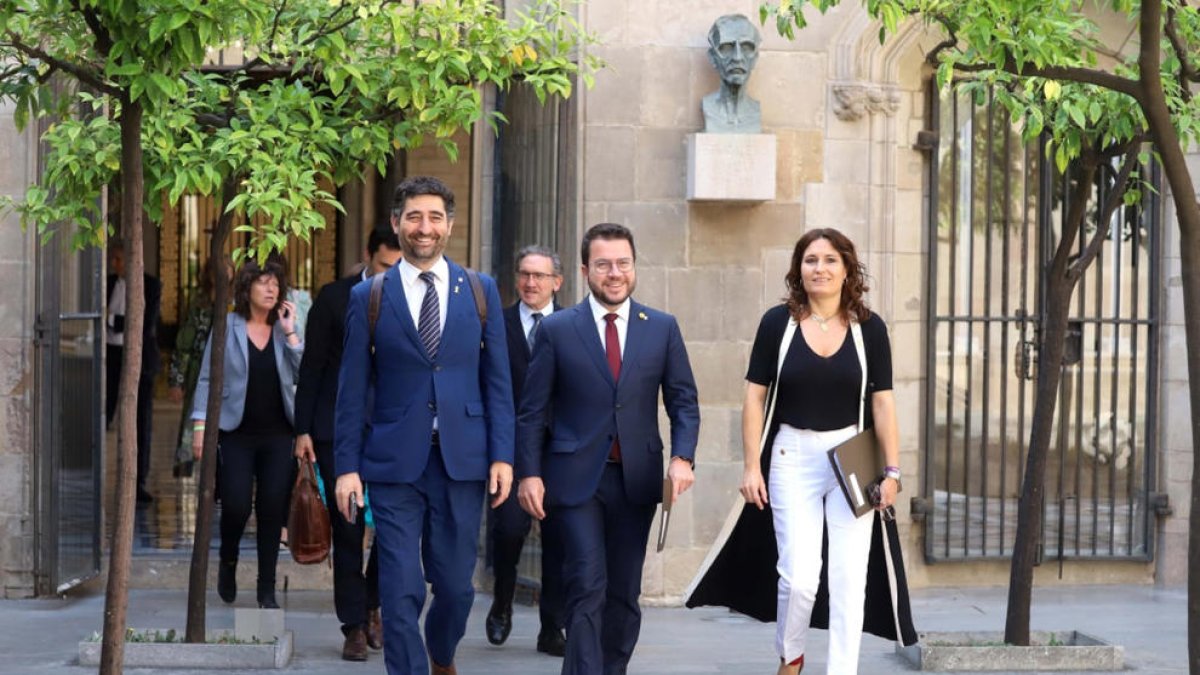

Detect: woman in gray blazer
192,257,303,609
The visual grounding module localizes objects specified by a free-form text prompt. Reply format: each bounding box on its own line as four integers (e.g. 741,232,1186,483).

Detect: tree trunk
1135,3,1200,672
1005,158,1100,645
99,97,144,675
1004,264,1076,645
185,177,237,643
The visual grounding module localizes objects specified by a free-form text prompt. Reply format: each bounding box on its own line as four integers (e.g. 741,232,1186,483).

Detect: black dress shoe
257,590,279,609
217,560,237,604
485,607,512,646
536,627,566,657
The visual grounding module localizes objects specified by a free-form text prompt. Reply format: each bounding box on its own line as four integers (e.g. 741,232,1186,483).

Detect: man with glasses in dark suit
517,223,701,675
485,245,566,657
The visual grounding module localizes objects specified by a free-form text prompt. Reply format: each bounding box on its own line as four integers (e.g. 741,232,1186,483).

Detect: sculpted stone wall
0,99,37,598
579,0,933,600
577,1,1182,600
1156,150,1200,586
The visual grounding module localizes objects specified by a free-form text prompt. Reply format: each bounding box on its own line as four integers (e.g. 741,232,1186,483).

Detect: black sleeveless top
745,305,892,431
236,334,292,436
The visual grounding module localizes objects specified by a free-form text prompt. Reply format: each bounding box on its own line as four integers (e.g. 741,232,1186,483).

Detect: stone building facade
0,1,1194,600
0,102,37,597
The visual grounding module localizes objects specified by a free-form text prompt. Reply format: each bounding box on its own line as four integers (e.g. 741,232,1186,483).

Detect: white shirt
519,300,555,340
106,276,126,346
397,257,449,333
588,294,629,359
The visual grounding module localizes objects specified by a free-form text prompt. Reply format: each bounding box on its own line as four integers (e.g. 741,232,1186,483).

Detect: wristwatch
884,465,901,481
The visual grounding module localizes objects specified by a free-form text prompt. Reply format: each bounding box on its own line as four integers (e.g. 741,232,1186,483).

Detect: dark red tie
605,313,622,462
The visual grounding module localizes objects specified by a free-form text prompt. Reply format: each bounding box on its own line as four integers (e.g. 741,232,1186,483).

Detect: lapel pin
638,312,648,320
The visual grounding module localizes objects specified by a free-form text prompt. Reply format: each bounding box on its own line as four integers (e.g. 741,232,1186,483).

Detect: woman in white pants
739,228,900,675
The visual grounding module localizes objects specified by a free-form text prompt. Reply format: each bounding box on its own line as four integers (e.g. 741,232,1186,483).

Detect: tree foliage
765,1,1199,150
1,0,594,662
1,0,594,260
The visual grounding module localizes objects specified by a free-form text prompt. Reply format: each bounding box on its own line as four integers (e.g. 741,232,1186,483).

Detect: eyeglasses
589,258,634,274
517,271,558,283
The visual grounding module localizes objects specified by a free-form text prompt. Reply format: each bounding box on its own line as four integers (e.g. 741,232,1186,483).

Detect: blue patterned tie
417,271,441,360
527,312,543,352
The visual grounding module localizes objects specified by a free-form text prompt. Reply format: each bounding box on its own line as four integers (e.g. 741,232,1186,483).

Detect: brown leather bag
287,459,331,565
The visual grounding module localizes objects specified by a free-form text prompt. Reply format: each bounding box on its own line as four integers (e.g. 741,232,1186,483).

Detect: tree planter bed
897,631,1123,671
78,629,293,669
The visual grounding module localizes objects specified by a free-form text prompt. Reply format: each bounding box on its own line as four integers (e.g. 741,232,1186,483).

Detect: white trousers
769,423,875,675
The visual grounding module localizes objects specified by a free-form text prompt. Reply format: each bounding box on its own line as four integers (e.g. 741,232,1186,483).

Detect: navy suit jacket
294,273,358,442
335,259,514,484
516,298,700,507
503,301,562,405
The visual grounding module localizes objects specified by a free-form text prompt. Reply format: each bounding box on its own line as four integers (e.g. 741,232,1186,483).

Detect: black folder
827,429,900,518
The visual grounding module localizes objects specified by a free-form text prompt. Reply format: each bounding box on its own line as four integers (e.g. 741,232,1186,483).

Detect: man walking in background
295,223,401,661
486,245,567,657
106,240,162,504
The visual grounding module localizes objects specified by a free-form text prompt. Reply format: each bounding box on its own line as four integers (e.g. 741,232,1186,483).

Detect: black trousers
487,482,565,632
316,439,380,633
217,430,295,590
106,345,155,492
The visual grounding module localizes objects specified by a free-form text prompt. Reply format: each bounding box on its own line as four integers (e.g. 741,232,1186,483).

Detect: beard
402,235,446,264
588,275,636,308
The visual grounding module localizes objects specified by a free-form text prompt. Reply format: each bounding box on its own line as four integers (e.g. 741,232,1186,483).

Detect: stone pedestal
686,133,776,202
235,607,286,642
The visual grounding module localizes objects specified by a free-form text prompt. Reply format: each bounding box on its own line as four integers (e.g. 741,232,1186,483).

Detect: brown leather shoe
430,660,457,675
342,626,368,662
366,608,383,650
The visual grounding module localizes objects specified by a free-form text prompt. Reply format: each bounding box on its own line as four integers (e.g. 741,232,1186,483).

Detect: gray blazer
192,312,304,430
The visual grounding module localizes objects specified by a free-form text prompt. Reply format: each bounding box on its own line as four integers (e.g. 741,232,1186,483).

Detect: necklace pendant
819,322,829,332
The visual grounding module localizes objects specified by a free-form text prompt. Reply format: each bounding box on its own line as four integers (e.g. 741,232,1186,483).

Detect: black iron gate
34,217,104,594
922,87,1159,563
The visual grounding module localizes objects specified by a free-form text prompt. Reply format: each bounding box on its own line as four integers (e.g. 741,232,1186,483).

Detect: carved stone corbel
832,83,901,121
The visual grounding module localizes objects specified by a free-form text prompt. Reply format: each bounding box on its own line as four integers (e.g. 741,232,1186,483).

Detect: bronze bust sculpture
702,14,762,134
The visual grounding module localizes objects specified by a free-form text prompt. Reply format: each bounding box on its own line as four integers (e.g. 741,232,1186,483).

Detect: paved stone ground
1,584,1186,674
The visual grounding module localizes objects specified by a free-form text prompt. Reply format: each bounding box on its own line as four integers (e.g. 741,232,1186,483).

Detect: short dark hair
391,176,455,220
367,222,401,256
516,245,563,276
232,257,289,324
580,223,636,266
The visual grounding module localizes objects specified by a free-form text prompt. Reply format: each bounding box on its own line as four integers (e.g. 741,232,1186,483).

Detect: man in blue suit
335,176,514,675
517,223,701,675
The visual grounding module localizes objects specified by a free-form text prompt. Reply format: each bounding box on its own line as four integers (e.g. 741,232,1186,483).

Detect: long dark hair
232,257,289,323
784,228,871,324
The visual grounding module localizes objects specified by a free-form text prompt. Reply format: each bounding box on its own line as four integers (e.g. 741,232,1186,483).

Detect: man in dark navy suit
294,223,401,661
517,223,701,675
485,245,566,657
335,176,514,675
106,241,162,504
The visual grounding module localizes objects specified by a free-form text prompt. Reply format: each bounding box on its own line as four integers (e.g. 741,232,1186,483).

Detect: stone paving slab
0,584,1186,674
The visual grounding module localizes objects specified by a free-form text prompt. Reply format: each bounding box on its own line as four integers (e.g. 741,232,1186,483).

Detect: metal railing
922,87,1159,563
